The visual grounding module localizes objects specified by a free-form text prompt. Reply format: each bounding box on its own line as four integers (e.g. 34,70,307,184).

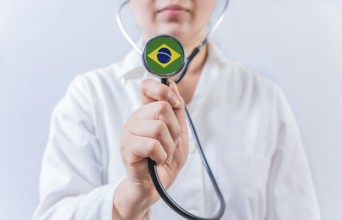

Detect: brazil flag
143,35,185,76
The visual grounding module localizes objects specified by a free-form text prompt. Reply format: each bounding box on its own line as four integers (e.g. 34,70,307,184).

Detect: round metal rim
142,35,185,78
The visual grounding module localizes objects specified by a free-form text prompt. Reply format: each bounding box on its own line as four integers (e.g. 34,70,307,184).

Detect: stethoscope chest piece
142,35,185,78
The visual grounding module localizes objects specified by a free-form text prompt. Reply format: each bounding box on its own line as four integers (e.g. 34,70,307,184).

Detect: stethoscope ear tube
116,0,230,56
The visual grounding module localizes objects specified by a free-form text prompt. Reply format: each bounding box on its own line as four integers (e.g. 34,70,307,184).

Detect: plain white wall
0,0,341,219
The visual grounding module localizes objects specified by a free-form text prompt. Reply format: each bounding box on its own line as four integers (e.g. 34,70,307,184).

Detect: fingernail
170,81,180,96
168,92,180,107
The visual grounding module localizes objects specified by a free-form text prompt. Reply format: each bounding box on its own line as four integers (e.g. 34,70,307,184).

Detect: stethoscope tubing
148,83,226,219
116,1,230,219
116,0,229,57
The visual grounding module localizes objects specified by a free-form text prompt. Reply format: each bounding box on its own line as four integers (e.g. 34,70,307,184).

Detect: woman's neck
171,34,209,104
174,31,209,79
185,44,208,76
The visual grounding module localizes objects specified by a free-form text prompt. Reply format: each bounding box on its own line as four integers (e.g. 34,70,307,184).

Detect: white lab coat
33,43,321,220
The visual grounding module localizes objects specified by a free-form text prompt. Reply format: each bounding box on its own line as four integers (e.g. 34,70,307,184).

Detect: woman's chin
144,24,195,45
157,23,187,38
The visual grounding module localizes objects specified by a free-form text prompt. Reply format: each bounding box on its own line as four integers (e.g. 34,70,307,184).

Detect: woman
33,0,321,219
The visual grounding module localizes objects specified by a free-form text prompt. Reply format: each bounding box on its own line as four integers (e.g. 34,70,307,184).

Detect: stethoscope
116,1,229,219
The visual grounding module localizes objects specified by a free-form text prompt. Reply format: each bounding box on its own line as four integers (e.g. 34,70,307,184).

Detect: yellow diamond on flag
148,44,181,68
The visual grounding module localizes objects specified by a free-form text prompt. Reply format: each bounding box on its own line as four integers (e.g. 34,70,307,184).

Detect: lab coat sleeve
266,88,321,220
33,75,124,220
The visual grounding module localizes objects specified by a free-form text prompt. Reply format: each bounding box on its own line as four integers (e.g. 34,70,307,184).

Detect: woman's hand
113,79,189,220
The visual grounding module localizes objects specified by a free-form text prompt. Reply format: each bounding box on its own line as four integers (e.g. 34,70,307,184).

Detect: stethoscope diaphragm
142,35,185,78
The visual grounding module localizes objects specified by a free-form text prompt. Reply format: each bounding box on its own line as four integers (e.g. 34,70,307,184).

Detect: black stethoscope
116,1,230,219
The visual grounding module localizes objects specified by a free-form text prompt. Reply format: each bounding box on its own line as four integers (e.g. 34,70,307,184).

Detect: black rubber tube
147,78,226,219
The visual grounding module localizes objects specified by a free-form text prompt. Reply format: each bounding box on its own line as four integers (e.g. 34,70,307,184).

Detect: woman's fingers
122,134,167,166
168,81,189,167
140,79,181,108
169,81,187,132
139,79,188,167
128,119,176,164
130,101,181,142
119,78,189,197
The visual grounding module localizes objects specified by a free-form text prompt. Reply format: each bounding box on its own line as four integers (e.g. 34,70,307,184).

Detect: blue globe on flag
157,48,172,64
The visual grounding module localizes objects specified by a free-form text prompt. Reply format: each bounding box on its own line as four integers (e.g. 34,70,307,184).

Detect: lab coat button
189,141,196,153
189,209,200,216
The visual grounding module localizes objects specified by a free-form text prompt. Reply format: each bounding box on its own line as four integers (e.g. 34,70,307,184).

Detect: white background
0,0,341,219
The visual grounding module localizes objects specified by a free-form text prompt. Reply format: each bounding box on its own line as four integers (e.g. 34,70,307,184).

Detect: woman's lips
158,5,189,16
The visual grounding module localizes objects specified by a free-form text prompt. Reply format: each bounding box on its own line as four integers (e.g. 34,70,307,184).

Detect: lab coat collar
116,39,145,79
205,42,227,70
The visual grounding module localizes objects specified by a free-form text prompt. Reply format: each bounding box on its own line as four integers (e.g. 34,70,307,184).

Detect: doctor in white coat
33,0,321,219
